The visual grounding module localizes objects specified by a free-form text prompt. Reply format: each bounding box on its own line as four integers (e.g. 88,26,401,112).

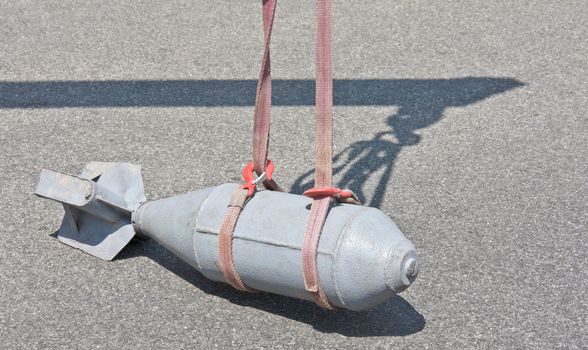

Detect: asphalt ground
1,1,586,349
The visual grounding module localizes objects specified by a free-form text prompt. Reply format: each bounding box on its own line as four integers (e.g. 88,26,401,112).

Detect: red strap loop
241,159,276,197
302,187,354,199
303,187,339,198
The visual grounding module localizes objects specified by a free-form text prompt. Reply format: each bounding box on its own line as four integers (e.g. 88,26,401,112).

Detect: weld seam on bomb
190,200,205,271
197,232,336,256
192,186,216,271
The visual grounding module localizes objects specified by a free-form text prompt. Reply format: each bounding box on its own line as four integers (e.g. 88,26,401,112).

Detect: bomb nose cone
327,206,419,310
385,240,419,293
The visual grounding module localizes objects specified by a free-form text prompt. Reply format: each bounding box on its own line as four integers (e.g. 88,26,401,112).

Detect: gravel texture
0,1,586,349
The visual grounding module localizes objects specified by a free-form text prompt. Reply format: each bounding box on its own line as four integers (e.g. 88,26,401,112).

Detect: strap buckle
240,159,276,197
303,187,361,205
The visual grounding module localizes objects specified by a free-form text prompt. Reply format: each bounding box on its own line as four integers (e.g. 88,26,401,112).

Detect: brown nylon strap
218,0,279,292
301,196,334,308
218,188,256,292
253,0,281,191
301,0,336,309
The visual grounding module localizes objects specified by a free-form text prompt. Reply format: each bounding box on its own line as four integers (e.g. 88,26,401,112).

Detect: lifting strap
218,0,279,292
219,0,355,308
300,0,336,309
252,0,281,192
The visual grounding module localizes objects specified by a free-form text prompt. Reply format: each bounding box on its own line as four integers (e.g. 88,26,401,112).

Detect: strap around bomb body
219,0,349,309
300,0,338,309
218,0,280,292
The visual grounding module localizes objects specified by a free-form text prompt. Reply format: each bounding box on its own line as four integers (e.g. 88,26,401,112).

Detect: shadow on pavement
118,239,426,337
4,77,523,206
34,77,523,334
0,78,521,108
290,77,524,207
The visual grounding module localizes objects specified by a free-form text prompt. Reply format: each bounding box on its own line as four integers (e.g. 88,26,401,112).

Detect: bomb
35,162,419,311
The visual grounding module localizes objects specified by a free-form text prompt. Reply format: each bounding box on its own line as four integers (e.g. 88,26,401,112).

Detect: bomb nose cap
403,256,420,284
385,240,419,293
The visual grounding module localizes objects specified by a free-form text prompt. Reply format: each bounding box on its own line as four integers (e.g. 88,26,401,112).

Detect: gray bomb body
35,163,419,311
134,183,418,311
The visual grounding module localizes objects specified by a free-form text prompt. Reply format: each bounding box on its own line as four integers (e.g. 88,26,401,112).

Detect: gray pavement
1,1,586,349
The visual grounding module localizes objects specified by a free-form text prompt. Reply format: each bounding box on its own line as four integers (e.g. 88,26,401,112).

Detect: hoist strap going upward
301,0,336,309
218,0,279,292
252,0,281,191
219,0,340,308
